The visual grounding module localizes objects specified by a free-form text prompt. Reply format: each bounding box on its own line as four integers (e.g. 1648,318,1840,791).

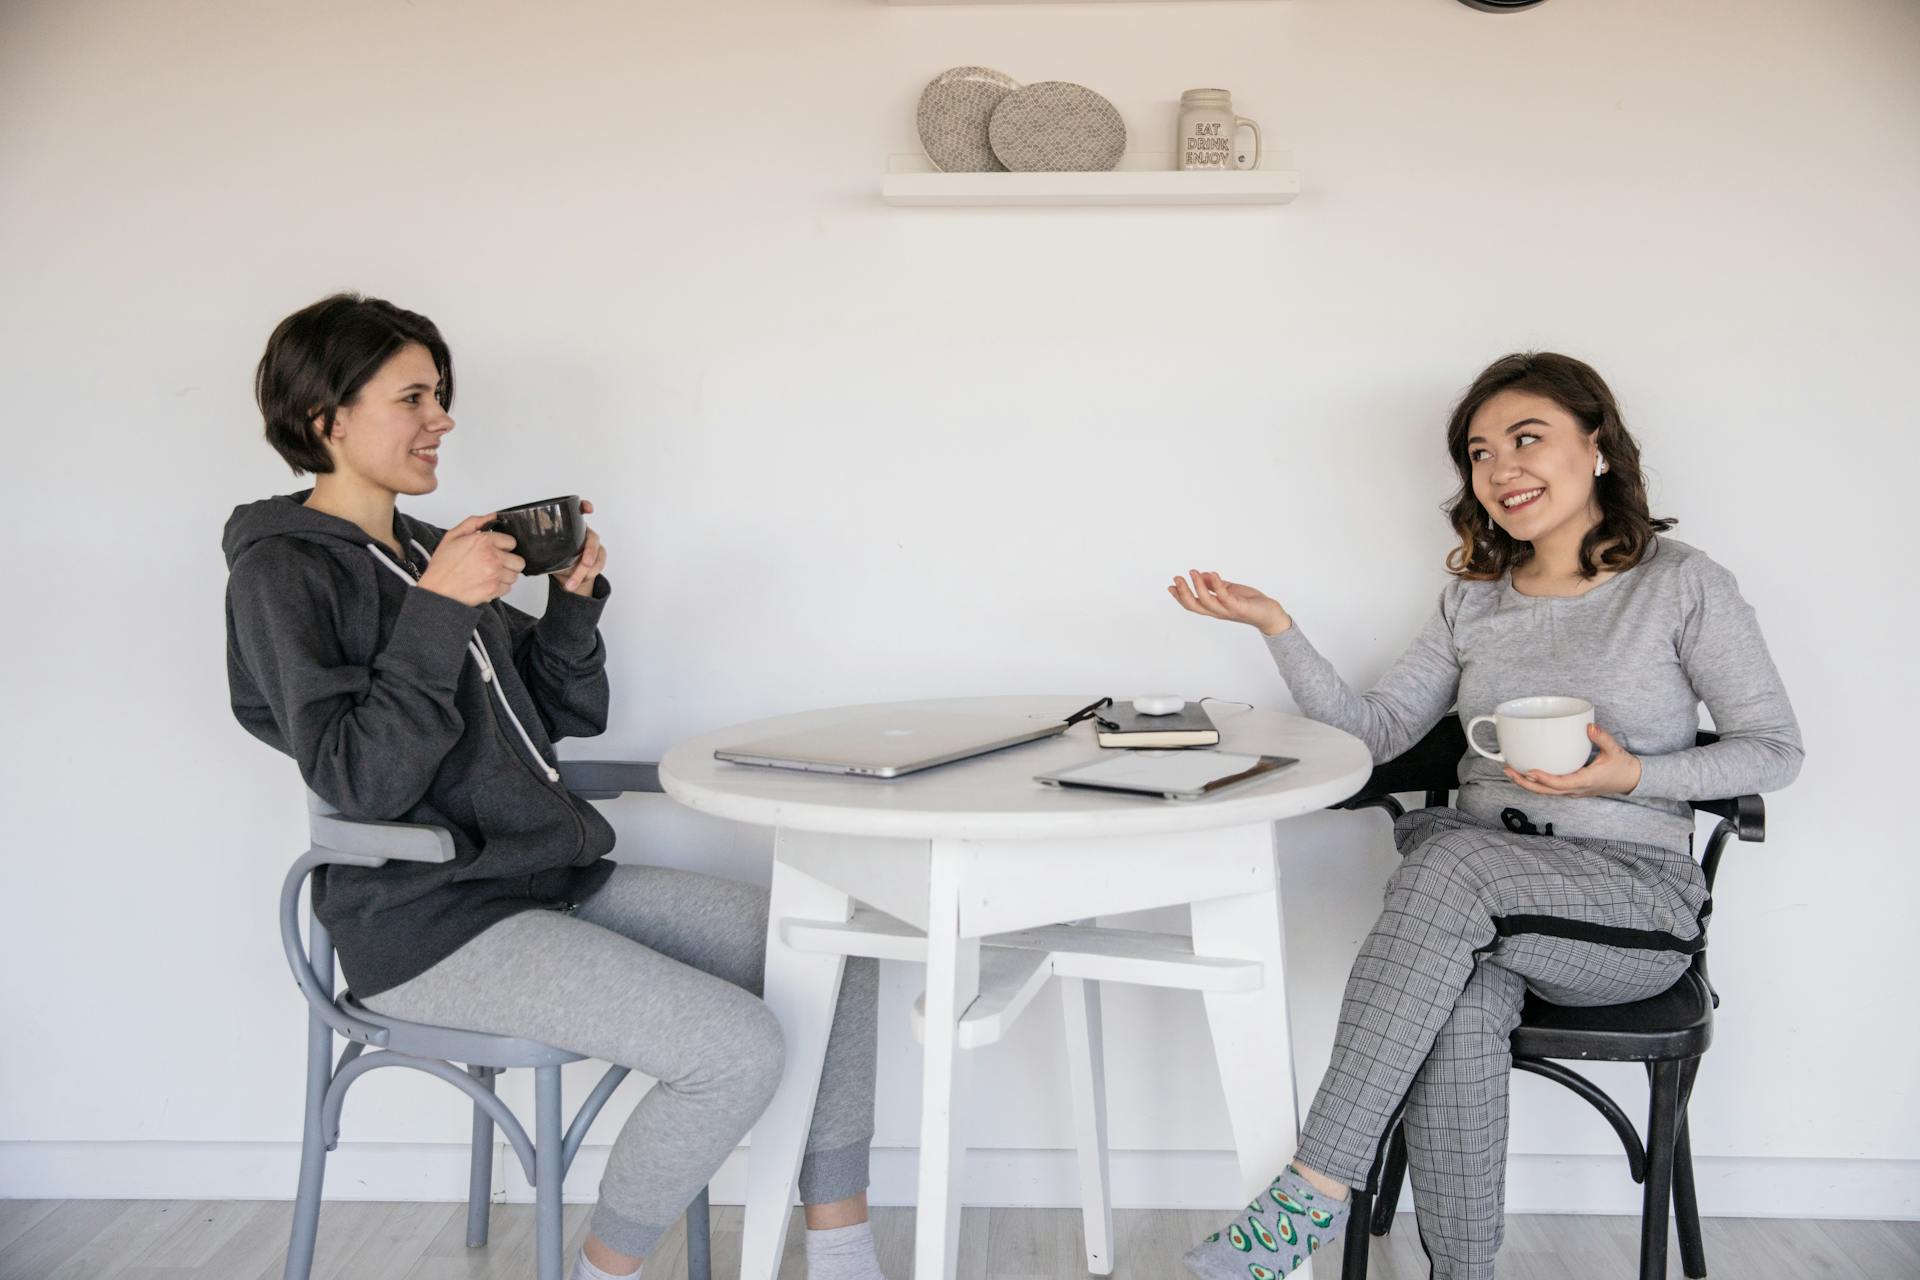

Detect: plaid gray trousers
1293,807,1707,1280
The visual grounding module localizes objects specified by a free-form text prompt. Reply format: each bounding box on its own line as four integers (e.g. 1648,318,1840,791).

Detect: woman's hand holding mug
556,498,607,597
1503,723,1643,798
1168,570,1293,636
417,514,523,606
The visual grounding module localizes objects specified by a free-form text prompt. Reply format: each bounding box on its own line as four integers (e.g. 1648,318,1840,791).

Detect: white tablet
1035,750,1299,801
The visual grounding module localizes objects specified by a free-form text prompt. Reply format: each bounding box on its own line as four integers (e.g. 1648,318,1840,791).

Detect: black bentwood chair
1328,719,1764,1280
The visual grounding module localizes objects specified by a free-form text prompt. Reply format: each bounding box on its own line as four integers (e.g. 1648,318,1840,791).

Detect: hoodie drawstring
366,541,562,784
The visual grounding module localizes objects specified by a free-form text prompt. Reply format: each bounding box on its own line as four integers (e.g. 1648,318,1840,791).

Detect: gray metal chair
281,760,711,1280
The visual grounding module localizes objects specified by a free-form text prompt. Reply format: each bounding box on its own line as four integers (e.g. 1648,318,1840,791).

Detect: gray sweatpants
1293,808,1704,1280
363,864,879,1258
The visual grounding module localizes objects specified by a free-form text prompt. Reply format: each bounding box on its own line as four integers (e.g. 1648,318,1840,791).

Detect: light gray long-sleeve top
1264,537,1804,855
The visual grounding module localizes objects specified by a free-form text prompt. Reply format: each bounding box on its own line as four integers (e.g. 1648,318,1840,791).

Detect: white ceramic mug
1467,696,1596,775
1178,88,1262,171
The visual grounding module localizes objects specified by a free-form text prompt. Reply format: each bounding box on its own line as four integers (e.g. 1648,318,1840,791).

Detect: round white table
660,695,1372,1280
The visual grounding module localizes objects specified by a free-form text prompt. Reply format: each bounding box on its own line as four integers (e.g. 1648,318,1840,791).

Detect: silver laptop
714,710,1070,778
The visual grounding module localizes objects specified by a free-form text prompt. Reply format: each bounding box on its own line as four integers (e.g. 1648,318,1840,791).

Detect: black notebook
1095,701,1220,748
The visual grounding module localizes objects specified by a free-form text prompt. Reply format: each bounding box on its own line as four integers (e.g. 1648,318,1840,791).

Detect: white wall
3,0,1916,1218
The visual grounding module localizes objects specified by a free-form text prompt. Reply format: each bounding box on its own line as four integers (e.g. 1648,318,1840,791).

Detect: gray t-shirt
1264,537,1803,854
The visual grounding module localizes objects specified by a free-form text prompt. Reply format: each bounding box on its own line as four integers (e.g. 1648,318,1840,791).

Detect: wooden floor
1,1199,1915,1280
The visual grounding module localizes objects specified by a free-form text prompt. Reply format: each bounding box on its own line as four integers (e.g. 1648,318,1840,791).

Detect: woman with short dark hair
1172,353,1803,1280
226,293,889,1280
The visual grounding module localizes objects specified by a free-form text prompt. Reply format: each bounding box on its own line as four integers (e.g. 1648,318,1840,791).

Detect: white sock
805,1220,888,1280
572,1246,642,1280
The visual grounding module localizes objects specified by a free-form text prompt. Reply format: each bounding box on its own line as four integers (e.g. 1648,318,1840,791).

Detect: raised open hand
1168,570,1292,636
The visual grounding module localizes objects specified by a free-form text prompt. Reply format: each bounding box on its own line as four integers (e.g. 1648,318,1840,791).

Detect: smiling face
317,343,453,497
1465,388,1606,549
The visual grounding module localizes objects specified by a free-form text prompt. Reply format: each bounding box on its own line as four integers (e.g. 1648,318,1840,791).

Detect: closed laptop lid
715,710,1065,776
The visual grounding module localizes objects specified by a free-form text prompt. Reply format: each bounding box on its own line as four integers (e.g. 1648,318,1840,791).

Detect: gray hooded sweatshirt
223,490,618,998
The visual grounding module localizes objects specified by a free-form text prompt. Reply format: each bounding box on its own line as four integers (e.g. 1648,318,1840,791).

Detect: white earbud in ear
1594,455,1608,477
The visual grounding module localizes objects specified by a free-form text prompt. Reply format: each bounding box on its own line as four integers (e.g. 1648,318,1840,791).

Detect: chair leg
465,1066,497,1249
1372,1123,1408,1237
535,1065,565,1280
1639,1060,1682,1280
1672,1060,1707,1279
285,1007,332,1280
1672,1113,1707,1279
1342,1188,1374,1279
686,1187,712,1280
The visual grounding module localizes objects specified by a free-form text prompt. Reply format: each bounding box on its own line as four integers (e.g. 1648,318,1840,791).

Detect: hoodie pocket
461,767,585,881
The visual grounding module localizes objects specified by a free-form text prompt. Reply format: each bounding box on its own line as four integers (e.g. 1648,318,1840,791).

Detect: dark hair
254,293,454,475
1442,351,1675,581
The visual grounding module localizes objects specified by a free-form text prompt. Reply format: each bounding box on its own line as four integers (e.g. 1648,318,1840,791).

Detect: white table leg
915,838,980,1280
1061,975,1114,1276
741,853,853,1280
1192,827,1316,1277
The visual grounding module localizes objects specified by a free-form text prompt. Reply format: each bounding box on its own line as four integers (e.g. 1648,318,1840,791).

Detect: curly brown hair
1443,352,1675,581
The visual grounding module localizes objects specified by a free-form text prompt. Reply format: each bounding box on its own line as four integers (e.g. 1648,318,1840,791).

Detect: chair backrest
281,761,663,1044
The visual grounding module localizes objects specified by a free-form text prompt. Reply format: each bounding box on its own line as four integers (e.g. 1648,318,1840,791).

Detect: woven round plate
987,81,1126,172
917,66,1021,173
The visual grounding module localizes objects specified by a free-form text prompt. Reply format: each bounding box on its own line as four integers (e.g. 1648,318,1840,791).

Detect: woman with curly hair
1172,353,1803,1280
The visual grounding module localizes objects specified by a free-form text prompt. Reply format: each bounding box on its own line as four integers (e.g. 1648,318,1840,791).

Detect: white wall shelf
882,155,1298,207
882,168,1298,208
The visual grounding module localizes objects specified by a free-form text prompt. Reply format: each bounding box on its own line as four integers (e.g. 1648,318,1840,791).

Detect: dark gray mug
484,495,585,576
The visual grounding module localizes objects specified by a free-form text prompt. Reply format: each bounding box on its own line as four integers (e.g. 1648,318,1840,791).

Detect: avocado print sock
1183,1165,1349,1280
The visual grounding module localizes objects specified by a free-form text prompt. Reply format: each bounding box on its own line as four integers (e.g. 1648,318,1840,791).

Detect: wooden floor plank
1112,1208,1215,1280
241,1201,395,1280
818,1207,994,1280
1814,1218,1920,1280
44,1201,211,1280
1725,1217,1871,1280
190,1202,293,1280
129,1199,261,1270
403,1203,537,1280
869,1205,916,1280
984,1205,1084,1279
0,1200,62,1254
0,1201,138,1279
331,1201,459,1280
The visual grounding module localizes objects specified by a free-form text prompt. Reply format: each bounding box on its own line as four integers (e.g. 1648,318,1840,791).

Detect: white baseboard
3,1142,1915,1220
